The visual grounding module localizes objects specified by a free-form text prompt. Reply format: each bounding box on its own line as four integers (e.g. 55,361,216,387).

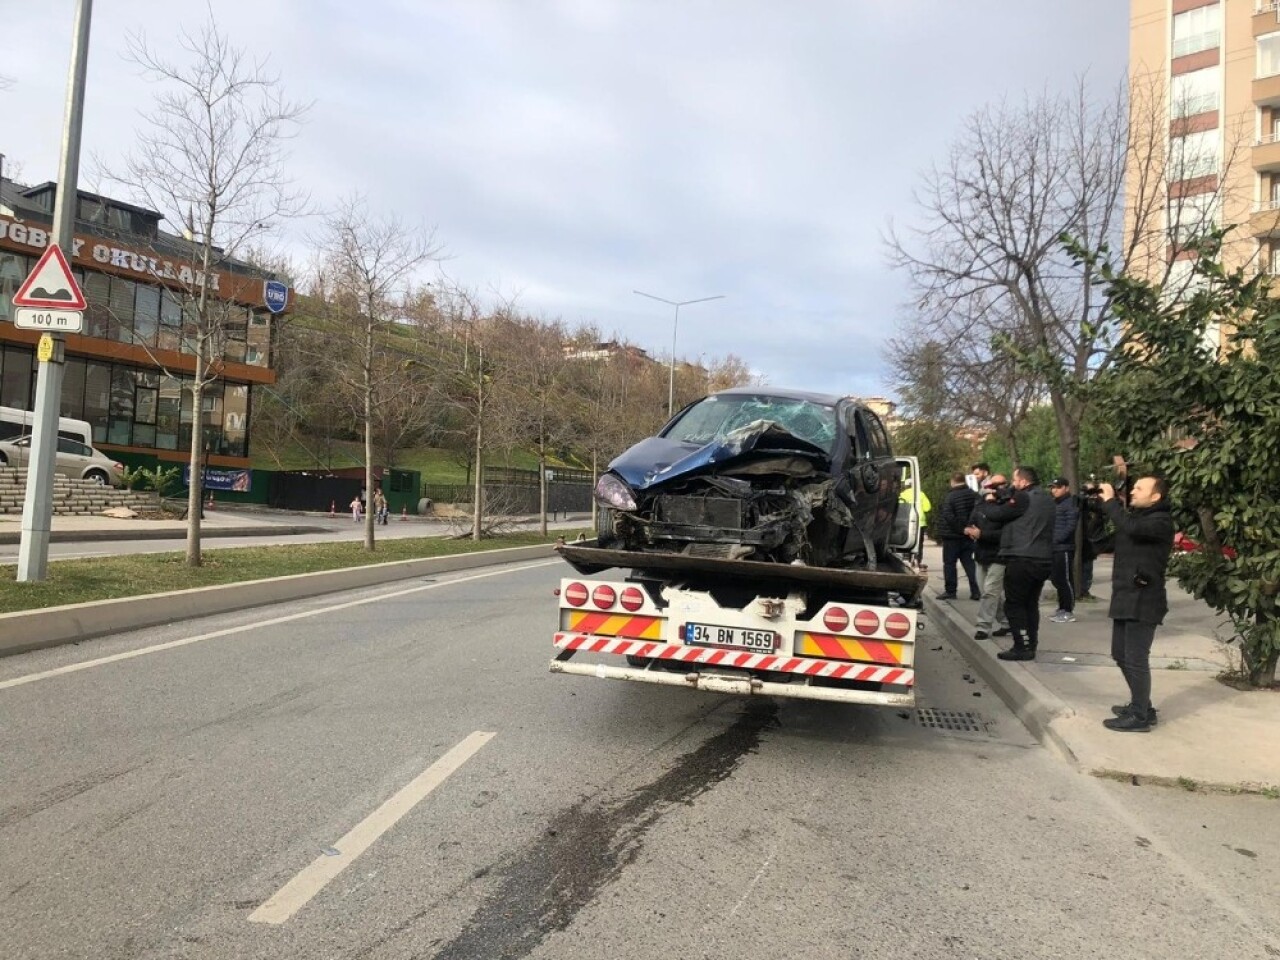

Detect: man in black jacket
1098,476,1175,732
980,466,1056,661
937,473,980,600
1048,477,1080,623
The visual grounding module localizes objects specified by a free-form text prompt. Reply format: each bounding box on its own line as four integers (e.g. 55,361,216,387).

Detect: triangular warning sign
12,243,87,310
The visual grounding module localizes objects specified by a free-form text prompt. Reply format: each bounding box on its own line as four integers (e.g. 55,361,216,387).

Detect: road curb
0,543,558,658
0,524,331,545
923,595,1079,764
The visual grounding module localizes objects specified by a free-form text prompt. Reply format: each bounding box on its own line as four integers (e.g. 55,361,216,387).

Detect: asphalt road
1,560,1277,960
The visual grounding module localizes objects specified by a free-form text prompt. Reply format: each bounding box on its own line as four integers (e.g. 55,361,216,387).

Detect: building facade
1128,0,1280,289
0,179,289,471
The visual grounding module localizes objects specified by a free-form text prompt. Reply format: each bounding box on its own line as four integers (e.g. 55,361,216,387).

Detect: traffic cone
330,500,335,518
401,505,407,521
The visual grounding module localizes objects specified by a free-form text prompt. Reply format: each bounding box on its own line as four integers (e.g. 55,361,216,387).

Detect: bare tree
887,76,1247,496
313,195,442,550
106,20,307,565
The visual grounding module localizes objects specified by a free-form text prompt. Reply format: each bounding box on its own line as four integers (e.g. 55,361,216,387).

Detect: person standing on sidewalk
980,466,1055,661
937,474,981,601
965,474,1011,641
1048,477,1079,623
1098,476,1174,733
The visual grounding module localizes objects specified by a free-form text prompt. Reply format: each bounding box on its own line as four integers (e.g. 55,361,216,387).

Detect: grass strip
0,532,581,614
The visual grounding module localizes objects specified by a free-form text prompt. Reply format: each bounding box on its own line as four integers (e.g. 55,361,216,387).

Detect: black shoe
1103,712,1151,733
992,627,1011,637
1110,703,1159,726
997,646,1036,661
974,630,990,640
936,593,958,600
969,594,982,601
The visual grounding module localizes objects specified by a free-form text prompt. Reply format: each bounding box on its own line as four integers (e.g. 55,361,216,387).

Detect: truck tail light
564,582,589,607
885,612,912,639
619,586,645,611
853,610,881,636
591,585,617,610
822,606,850,633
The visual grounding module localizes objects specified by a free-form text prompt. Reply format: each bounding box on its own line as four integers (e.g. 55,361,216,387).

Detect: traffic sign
14,307,84,333
37,334,54,363
12,243,87,310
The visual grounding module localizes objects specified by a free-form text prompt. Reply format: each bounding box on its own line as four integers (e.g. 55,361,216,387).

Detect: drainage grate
914,708,989,734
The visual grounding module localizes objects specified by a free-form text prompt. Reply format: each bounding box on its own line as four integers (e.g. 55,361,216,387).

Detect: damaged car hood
609,419,831,491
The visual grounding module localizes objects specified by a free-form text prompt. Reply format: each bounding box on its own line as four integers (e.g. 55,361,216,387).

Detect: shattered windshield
663,395,838,454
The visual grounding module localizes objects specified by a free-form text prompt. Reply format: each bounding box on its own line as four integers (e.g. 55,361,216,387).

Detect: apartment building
0,177,290,471
1129,0,1280,286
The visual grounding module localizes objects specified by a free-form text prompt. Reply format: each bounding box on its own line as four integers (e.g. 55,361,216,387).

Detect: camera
985,484,1013,501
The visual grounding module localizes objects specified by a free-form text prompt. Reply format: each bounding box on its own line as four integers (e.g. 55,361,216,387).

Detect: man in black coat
1048,477,1080,623
979,466,1056,661
1098,475,1175,732
937,473,981,600
965,475,1012,640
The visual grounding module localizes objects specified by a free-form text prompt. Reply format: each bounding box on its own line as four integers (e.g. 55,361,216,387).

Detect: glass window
108,277,137,343
1172,6,1220,59
246,310,271,367
1,346,34,409
83,362,111,443
663,394,839,454
223,384,249,457
134,283,161,348
1168,130,1219,182
83,272,112,339
156,376,182,451
61,358,87,421
108,366,136,445
1260,33,1280,79
178,376,195,452
0,253,28,322
1170,66,1219,119
864,410,892,458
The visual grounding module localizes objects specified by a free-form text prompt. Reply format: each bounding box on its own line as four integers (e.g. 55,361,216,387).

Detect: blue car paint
607,427,829,492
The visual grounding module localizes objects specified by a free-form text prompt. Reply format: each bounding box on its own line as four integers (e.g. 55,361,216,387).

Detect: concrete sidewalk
0,507,329,544
921,543,1279,794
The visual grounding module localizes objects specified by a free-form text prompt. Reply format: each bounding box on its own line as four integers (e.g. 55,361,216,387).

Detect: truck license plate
685,623,778,653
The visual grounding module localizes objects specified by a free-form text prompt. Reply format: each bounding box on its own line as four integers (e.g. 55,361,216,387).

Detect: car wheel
0,451,7,466
85,470,109,486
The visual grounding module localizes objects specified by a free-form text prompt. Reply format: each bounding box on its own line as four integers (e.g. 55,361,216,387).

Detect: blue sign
183,465,252,493
264,280,289,314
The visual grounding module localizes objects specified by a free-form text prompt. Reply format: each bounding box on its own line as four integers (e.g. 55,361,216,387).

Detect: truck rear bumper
549,659,916,706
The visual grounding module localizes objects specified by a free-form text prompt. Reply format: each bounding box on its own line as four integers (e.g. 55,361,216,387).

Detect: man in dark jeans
1098,476,1174,732
981,466,1055,661
937,473,980,600
1048,477,1079,623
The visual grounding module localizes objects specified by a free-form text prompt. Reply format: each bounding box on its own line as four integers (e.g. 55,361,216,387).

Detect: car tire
84,470,109,486
0,451,7,466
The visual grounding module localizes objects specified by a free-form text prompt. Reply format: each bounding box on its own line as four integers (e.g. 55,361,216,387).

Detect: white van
0,405,94,449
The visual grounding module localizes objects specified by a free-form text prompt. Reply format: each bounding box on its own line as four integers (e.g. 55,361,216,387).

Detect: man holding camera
1097,476,1174,732
965,474,1011,640
975,466,1055,661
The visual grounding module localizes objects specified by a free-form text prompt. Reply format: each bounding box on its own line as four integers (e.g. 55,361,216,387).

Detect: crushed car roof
710,386,851,406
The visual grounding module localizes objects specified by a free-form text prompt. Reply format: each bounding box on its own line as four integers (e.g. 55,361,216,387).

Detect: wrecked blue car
594,388,901,567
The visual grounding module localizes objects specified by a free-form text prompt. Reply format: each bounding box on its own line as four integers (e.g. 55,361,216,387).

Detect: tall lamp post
633,290,725,417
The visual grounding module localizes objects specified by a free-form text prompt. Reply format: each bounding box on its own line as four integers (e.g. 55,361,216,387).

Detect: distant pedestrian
1098,476,1174,733
1048,477,1079,623
937,473,980,601
980,466,1055,661
350,495,362,522
967,461,991,493
965,474,1011,640
373,489,389,525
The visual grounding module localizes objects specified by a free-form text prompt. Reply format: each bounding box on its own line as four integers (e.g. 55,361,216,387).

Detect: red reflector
592,585,617,610
564,582,589,607
822,606,850,633
620,586,645,611
853,610,880,636
885,612,912,639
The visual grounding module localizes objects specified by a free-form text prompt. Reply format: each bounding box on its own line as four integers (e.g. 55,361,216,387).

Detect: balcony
1255,135,1280,171
1249,199,1280,237
1253,72,1280,106
1256,4,1280,38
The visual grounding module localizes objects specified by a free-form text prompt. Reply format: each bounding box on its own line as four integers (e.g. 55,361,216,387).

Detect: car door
55,437,92,481
888,455,924,558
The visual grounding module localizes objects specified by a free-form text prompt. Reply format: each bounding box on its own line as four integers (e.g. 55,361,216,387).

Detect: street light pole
17,0,93,582
633,290,725,417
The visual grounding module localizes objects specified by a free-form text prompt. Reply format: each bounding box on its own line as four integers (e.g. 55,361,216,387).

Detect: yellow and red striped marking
553,633,914,686
565,611,664,640
795,632,910,666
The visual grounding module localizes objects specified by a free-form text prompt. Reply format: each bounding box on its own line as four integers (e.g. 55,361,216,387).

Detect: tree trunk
1249,611,1279,687
538,444,548,538
185,374,205,567
472,374,484,542
364,321,375,552
591,449,599,530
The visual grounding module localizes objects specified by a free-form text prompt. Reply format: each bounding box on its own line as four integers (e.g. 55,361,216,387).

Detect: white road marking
249,730,496,925
0,560,560,692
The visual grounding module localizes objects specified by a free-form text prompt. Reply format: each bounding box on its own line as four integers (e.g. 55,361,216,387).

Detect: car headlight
595,473,638,512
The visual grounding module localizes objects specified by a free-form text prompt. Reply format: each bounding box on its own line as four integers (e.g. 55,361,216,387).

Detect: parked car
0,434,125,486
594,387,901,567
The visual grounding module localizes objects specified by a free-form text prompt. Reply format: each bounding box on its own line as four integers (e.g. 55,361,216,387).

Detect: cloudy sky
7,1,1127,398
